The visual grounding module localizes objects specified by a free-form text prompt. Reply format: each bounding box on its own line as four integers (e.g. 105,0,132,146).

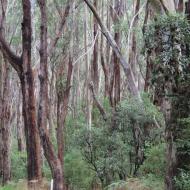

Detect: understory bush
64,149,96,190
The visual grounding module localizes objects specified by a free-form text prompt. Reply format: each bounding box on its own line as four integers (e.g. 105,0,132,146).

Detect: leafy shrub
64,149,96,190
140,143,166,177
141,174,164,190
174,169,190,190
11,150,27,181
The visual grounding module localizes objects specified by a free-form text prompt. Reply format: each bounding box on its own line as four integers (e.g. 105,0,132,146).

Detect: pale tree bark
128,0,140,87
84,0,141,99
100,0,109,99
84,4,92,129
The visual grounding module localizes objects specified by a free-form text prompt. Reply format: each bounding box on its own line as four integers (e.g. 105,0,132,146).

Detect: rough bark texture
0,59,11,185
21,0,42,181
37,0,66,189
0,0,11,184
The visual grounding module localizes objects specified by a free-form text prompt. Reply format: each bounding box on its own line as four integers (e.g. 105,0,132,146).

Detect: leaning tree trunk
84,0,141,99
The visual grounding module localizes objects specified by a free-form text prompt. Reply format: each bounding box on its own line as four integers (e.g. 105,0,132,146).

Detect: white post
50,179,54,190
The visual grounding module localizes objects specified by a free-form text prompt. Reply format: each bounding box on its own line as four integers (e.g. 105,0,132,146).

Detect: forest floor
0,177,164,190
0,179,49,190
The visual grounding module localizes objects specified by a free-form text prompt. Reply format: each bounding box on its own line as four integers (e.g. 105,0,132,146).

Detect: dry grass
106,178,151,190
15,179,49,190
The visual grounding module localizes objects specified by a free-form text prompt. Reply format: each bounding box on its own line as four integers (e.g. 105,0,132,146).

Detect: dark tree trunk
20,0,42,182
0,0,43,183
92,0,99,93
37,0,71,189
110,0,123,107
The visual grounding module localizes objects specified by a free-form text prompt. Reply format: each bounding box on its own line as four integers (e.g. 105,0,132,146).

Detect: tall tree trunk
37,0,69,189
84,4,92,129
0,0,43,183
21,0,42,182
0,0,11,184
128,0,140,88
110,0,123,107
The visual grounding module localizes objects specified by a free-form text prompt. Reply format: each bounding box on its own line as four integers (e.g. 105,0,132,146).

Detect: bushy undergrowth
64,149,96,190
6,94,165,189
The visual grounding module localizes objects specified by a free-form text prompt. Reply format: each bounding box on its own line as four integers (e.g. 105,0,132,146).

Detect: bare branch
0,32,22,75
83,0,141,99
48,0,71,57
89,82,107,121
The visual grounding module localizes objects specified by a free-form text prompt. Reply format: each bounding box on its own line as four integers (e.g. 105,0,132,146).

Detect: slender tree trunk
57,57,73,168
91,0,99,93
17,88,25,152
128,0,140,88
111,0,123,107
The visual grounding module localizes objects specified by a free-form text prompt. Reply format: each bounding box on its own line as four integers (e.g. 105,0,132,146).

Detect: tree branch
89,82,107,121
0,32,22,75
48,0,71,57
83,0,141,99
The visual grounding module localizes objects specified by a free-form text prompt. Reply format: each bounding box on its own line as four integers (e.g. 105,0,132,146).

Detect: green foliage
141,174,164,190
116,93,164,127
0,184,16,190
105,181,127,190
64,149,96,190
11,150,27,181
77,95,164,186
174,169,190,190
176,118,190,155
78,126,129,186
140,143,166,176
145,14,190,94
145,13,190,189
